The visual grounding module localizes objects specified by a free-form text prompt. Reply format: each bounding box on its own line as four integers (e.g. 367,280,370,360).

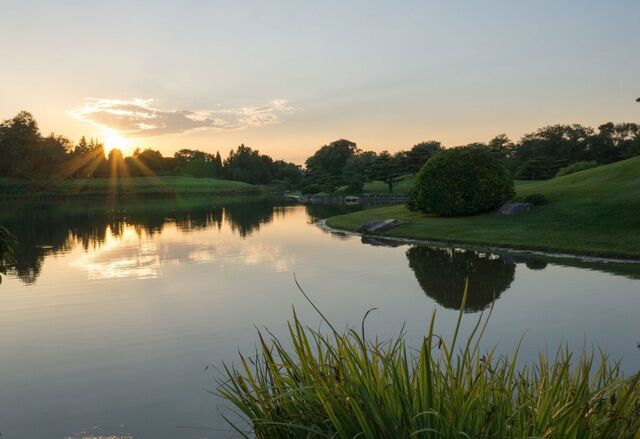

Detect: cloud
69,98,294,137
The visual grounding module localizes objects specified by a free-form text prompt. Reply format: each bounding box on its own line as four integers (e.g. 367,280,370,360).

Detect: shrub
219,286,640,438
523,193,548,205
408,147,514,216
301,184,322,195
556,161,600,177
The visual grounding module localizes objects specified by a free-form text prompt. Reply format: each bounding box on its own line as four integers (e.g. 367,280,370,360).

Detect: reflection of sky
69,218,296,280
1,205,639,439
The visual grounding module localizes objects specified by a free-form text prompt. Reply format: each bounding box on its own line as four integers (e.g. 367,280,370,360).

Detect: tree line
0,111,302,186
1,111,639,191
301,122,640,193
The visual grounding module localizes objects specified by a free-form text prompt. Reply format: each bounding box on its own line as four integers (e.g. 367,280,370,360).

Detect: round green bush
407,147,514,216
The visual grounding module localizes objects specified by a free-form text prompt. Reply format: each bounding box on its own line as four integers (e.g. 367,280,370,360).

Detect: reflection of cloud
243,243,294,272
70,222,292,280
69,98,295,137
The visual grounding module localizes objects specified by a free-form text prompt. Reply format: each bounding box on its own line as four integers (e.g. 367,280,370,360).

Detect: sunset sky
1,0,639,164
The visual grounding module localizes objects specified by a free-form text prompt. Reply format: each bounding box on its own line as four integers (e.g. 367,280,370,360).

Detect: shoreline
0,188,263,201
317,219,640,265
0,176,263,200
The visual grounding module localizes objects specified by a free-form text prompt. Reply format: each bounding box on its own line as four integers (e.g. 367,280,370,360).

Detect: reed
218,282,640,438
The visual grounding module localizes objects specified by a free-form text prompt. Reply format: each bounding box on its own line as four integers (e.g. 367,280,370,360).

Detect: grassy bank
0,176,259,199
327,156,640,258
220,288,640,438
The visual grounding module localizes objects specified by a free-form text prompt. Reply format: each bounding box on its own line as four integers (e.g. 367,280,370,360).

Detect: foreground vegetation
0,176,259,199
219,287,640,438
327,157,640,258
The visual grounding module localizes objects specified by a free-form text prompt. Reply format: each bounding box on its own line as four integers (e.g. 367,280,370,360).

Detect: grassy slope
0,176,258,198
363,174,416,195
327,156,640,258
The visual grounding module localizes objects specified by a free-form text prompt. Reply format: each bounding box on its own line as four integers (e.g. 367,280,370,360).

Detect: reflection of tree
224,199,290,237
406,246,515,312
0,197,293,284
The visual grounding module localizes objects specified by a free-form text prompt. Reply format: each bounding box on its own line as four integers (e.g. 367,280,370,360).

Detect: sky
1,0,639,164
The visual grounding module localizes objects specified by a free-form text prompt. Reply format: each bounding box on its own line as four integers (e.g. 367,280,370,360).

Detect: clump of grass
218,281,640,438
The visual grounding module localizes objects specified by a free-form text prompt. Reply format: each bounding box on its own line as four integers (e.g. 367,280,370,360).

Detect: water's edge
317,219,640,265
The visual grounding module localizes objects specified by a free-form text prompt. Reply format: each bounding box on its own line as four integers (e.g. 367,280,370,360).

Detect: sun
102,129,133,155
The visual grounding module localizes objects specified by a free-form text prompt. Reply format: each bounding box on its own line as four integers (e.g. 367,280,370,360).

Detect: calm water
1,198,639,439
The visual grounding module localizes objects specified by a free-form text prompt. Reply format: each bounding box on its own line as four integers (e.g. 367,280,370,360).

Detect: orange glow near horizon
103,129,134,155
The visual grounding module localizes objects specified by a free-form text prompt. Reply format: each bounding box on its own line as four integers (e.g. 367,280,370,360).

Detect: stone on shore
359,219,406,234
498,202,533,215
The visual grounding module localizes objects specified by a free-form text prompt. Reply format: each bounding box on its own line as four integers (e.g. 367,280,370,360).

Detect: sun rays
103,128,133,155
56,134,170,201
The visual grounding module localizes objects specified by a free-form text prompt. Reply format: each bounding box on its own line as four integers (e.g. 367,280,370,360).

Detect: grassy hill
327,157,640,258
0,176,259,199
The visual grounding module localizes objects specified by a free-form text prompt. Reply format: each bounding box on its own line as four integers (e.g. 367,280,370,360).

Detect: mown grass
327,156,640,258
219,285,640,438
0,176,259,199
363,174,416,195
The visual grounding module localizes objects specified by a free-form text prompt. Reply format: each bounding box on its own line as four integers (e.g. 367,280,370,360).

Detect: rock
498,202,533,215
359,219,406,234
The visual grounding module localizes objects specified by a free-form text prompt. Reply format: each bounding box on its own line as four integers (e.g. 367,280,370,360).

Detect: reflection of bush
525,258,548,270
406,246,515,312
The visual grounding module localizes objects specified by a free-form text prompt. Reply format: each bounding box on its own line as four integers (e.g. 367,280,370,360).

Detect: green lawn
363,174,416,195
327,156,640,259
0,176,259,199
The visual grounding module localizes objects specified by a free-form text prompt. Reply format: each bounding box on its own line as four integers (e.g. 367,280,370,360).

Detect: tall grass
218,282,640,438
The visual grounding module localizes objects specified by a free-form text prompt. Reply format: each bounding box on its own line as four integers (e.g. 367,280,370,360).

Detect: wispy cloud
69,98,295,137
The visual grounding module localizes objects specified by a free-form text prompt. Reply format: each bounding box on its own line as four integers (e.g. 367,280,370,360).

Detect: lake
1,197,639,439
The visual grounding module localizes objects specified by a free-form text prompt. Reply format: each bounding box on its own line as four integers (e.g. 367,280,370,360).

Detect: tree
173,148,224,178
487,134,516,169
515,157,563,180
408,146,514,216
0,111,42,178
174,148,210,168
0,111,73,179
213,152,223,177
272,160,302,185
515,125,593,175
373,151,404,193
592,122,640,162
224,144,273,184
134,148,167,173
343,151,378,182
406,141,442,174
35,134,72,177
305,139,357,179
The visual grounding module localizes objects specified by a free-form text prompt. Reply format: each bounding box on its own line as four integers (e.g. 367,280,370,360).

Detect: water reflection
357,235,640,298
406,246,515,312
1,200,639,439
0,197,298,284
